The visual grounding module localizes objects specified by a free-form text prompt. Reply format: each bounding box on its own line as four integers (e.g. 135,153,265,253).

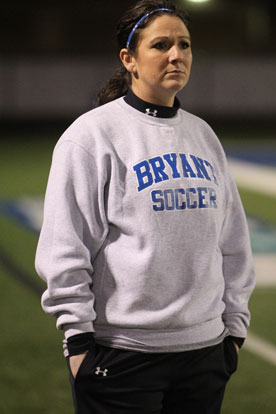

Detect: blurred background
0,0,275,413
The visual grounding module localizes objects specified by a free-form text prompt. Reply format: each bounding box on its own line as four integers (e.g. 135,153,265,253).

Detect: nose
168,45,184,62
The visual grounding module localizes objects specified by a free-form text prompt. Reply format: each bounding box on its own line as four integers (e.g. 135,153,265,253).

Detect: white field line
228,159,276,197
254,254,276,287
19,196,44,232
244,332,276,366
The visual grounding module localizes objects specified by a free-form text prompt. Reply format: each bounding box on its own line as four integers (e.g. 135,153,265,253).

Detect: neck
124,88,180,119
131,85,176,107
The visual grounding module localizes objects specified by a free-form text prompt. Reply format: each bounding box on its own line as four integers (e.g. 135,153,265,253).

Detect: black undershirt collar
124,88,180,119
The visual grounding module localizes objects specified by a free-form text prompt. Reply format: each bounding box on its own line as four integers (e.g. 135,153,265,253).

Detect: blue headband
126,8,173,49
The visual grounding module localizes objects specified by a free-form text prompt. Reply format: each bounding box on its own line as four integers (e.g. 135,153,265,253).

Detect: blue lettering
149,156,169,184
209,187,217,208
163,153,181,179
164,189,175,211
151,190,164,211
190,155,211,181
204,160,218,186
151,187,217,211
186,187,197,209
133,154,219,192
198,187,209,208
175,188,186,210
179,154,197,178
133,161,153,192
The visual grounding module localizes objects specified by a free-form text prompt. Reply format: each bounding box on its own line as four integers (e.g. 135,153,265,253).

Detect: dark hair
95,0,190,107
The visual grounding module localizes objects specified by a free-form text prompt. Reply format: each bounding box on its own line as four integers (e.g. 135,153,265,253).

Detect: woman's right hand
69,352,88,378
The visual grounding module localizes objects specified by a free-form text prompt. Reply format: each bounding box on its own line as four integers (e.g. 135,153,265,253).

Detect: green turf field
0,131,275,413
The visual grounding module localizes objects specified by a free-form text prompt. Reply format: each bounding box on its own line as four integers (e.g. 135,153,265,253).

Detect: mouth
167,70,185,75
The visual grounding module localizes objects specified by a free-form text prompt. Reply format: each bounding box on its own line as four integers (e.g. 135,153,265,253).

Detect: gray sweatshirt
35,97,256,353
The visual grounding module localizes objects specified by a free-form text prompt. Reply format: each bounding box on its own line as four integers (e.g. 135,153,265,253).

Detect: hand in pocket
69,352,88,379
232,341,239,355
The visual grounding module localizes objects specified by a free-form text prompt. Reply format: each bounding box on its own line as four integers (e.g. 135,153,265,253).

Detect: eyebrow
150,35,191,44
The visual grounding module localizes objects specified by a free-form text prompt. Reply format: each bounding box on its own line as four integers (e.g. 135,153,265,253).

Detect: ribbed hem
93,317,227,353
63,322,94,340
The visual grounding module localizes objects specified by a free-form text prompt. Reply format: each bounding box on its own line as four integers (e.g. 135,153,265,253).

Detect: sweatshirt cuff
64,333,96,357
229,336,245,349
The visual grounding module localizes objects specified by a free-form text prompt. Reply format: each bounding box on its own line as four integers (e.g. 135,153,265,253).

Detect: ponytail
95,66,131,107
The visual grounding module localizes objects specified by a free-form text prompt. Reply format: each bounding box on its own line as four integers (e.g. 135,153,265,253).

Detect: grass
0,214,39,277
0,263,72,414
223,348,276,413
238,187,276,225
0,132,73,413
248,288,276,345
0,131,275,413
0,134,56,197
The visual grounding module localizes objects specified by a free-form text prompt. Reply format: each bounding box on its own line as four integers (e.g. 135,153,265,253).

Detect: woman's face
126,15,192,106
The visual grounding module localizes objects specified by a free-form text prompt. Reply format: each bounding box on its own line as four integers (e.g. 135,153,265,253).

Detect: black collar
124,89,180,118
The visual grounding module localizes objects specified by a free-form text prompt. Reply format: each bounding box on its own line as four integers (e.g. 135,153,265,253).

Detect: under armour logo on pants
95,367,108,376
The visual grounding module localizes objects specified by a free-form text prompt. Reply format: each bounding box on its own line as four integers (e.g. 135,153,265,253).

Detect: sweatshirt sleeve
219,167,256,338
35,139,108,339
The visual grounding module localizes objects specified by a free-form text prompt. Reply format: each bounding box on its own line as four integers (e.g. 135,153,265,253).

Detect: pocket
67,346,97,382
223,337,238,376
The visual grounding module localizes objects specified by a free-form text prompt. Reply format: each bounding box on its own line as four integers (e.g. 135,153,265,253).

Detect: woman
35,1,256,413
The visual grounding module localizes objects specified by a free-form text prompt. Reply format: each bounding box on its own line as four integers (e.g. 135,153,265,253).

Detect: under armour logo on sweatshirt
145,108,158,117
95,366,108,376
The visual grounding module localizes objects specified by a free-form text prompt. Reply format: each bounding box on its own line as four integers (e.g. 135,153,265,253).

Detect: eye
180,40,191,49
152,41,167,50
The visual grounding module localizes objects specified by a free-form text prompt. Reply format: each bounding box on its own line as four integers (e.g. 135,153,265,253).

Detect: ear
120,48,137,74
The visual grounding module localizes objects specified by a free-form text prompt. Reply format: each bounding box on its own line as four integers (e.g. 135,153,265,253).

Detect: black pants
67,337,238,414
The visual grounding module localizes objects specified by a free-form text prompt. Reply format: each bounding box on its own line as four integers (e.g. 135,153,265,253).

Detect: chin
166,77,187,87
165,82,186,94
